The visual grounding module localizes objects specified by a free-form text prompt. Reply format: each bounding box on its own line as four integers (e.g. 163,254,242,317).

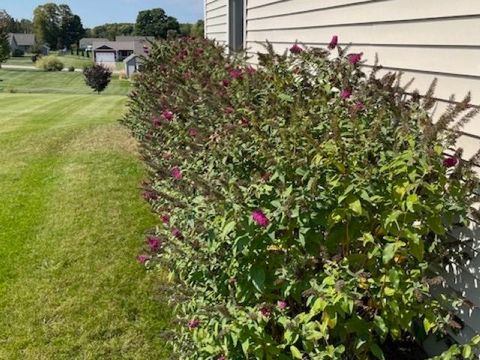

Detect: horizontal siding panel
206,14,227,26
205,0,227,44
248,0,376,17
206,0,226,11
207,32,227,42
247,0,480,27
207,5,228,18
246,42,480,104
248,0,367,10
246,17,480,47
247,42,480,77
206,0,222,6
206,23,228,33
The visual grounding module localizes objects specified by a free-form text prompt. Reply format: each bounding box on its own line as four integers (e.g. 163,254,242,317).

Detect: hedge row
122,37,480,359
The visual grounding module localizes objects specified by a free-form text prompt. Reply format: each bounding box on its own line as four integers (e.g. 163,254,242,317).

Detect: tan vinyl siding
207,0,480,351
205,0,228,44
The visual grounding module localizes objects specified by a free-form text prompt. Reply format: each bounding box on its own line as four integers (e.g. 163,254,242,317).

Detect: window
229,0,244,51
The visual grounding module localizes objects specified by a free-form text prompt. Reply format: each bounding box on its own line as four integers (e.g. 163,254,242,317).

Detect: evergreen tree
0,27,10,68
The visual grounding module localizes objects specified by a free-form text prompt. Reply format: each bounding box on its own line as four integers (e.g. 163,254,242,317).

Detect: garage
96,51,115,63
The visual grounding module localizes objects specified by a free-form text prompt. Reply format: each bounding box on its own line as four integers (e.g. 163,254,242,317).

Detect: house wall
205,0,228,45
205,0,480,353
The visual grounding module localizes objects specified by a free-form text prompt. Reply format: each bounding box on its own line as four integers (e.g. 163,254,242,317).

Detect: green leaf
241,339,250,355
462,344,472,359
290,345,303,359
384,287,395,296
278,93,294,103
374,316,387,337
382,243,397,264
250,266,265,292
406,194,418,212
347,196,362,215
370,342,385,360
311,298,327,315
423,318,434,333
427,216,445,235
221,221,236,239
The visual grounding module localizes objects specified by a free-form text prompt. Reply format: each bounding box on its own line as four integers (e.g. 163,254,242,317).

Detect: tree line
0,5,204,51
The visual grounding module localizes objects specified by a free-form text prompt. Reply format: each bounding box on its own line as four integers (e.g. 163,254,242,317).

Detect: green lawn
5,55,124,72
6,54,94,69
56,54,94,69
0,69,130,95
0,75,171,358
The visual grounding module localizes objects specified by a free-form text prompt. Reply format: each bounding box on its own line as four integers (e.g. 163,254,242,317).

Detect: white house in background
205,0,480,356
92,38,152,69
7,33,36,53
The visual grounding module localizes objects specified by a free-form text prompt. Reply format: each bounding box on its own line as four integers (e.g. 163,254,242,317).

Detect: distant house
92,38,152,68
79,38,108,50
8,33,36,53
124,54,144,78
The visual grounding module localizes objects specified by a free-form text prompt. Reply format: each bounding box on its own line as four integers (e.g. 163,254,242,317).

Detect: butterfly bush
122,37,480,359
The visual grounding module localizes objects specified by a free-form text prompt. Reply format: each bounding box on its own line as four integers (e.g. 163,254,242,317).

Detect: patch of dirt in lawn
66,124,138,155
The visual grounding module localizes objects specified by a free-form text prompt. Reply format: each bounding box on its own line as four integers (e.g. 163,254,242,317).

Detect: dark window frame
229,0,244,51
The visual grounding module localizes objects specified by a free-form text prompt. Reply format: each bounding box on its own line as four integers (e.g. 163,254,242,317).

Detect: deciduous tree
135,8,180,39
33,3,84,49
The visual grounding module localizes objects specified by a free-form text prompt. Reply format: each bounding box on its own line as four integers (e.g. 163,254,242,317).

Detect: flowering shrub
123,37,480,359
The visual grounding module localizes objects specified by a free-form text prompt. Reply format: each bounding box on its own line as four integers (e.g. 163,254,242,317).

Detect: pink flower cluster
188,319,200,330
348,53,363,65
162,110,174,122
328,35,338,50
171,166,182,180
260,306,271,317
161,214,170,224
443,157,458,168
340,89,352,100
277,300,288,310
172,228,183,239
148,236,162,251
137,254,150,265
252,210,270,227
229,68,243,80
289,43,304,54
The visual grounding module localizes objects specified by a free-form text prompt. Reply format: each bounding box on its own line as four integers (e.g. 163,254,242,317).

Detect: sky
2,0,204,27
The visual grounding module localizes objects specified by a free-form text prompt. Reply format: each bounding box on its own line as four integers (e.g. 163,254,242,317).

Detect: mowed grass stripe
0,69,130,96
0,93,171,359
0,95,126,163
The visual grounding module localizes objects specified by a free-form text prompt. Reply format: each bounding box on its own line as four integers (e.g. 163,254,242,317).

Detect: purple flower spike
147,236,161,252
171,166,182,180
137,254,150,265
252,210,270,227
277,300,288,310
443,157,458,168
188,319,200,330
328,35,338,50
290,43,304,54
340,89,352,99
